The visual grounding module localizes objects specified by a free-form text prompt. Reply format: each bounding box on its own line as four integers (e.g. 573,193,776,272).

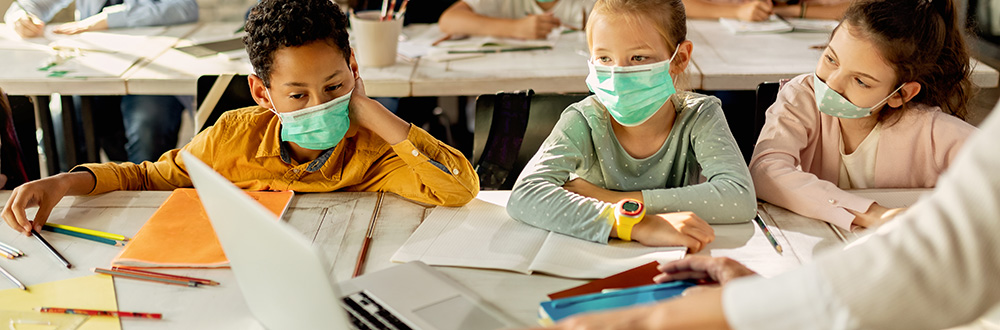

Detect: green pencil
43,225,127,247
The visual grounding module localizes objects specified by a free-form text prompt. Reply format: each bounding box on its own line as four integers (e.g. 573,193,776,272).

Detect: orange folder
111,188,293,268
547,261,662,300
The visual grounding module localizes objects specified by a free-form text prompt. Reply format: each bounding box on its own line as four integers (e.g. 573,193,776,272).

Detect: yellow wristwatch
614,199,645,241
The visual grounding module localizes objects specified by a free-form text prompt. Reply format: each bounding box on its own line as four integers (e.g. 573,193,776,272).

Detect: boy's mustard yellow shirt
76,106,480,206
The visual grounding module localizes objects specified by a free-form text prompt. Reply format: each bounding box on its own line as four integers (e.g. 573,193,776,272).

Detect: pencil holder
350,10,404,68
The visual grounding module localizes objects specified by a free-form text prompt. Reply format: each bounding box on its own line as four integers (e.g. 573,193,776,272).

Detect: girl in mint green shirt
506,0,755,250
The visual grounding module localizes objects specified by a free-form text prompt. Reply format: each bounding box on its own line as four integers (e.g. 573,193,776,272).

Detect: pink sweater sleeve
749,75,874,229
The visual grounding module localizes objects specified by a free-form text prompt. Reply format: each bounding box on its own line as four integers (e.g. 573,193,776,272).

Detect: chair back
195,74,256,133
473,90,588,190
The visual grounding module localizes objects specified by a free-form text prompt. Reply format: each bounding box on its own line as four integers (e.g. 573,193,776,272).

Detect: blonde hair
585,0,688,54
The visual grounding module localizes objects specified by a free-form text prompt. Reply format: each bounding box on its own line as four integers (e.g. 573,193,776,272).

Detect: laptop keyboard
342,292,413,330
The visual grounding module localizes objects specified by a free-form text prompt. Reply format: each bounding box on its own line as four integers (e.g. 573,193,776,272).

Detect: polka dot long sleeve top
506,92,757,243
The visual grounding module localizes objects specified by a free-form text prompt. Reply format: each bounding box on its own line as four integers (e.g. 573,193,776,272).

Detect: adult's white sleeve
723,107,1000,329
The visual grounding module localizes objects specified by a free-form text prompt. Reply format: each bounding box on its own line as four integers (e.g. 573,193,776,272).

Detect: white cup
350,10,403,68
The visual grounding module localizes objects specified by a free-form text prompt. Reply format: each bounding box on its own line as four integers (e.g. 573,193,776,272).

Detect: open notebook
111,188,293,268
391,192,686,279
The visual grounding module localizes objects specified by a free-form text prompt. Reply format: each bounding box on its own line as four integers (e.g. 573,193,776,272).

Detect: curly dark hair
243,0,352,88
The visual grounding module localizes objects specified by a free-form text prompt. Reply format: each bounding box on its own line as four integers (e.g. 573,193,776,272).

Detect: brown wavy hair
840,0,973,121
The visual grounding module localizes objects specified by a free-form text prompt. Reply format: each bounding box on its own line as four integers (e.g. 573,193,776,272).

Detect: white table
686,19,1000,90
0,189,813,328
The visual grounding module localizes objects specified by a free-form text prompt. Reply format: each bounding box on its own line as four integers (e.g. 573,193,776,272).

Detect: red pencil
38,307,162,319
93,268,198,287
111,267,219,286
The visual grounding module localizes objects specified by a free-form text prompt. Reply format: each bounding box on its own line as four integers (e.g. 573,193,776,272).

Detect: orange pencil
352,191,384,278
38,307,162,319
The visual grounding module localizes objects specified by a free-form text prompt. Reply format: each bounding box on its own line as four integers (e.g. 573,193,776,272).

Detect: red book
547,261,662,300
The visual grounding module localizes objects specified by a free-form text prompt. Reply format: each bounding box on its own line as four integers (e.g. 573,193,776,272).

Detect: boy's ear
669,40,694,77
248,74,274,109
349,48,359,79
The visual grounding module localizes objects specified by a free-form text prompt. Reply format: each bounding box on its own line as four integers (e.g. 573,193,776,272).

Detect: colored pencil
353,191,384,278
0,264,25,290
44,223,128,241
752,213,783,254
387,0,397,20
380,0,389,21
0,241,23,257
394,0,408,20
111,267,219,286
31,229,71,268
93,268,198,287
38,307,162,319
0,249,14,259
43,225,127,247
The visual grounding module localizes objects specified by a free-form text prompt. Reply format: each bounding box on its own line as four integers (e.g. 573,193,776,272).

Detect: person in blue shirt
4,0,199,164
5,0,197,37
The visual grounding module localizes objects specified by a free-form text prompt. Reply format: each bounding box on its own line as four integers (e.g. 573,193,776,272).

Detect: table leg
31,95,60,175
78,96,99,163
59,95,78,167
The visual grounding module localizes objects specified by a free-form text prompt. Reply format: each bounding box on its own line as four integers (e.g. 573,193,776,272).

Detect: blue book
538,281,697,325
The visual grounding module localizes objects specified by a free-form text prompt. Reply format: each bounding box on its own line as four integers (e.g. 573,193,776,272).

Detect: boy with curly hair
2,0,479,235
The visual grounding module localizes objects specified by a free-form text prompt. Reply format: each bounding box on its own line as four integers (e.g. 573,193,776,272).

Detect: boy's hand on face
1,173,94,236
346,74,410,145
513,13,560,40
630,212,714,252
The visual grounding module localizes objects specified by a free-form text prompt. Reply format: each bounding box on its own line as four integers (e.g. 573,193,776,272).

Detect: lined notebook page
390,198,549,274
531,233,686,279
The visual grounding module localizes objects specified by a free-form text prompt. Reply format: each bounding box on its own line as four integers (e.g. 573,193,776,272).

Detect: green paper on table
538,280,697,326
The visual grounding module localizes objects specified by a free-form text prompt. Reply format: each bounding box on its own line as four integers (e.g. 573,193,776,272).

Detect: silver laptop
181,151,519,330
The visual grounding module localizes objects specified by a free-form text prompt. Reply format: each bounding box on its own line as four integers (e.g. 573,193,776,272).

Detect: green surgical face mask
585,47,680,127
813,73,904,119
267,88,353,150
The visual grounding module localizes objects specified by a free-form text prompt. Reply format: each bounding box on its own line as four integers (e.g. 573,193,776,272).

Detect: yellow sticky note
0,275,121,330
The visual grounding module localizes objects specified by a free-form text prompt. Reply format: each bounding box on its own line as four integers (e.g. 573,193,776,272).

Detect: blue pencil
42,226,127,247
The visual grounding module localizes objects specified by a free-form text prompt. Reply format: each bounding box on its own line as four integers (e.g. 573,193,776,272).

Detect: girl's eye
325,84,343,92
289,94,305,100
631,55,647,62
825,55,837,65
854,78,870,88
596,56,611,63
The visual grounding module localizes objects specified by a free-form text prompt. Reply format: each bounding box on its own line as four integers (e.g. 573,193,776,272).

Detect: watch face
620,200,643,216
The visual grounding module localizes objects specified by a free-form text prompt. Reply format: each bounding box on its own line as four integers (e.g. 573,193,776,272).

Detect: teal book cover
538,280,698,324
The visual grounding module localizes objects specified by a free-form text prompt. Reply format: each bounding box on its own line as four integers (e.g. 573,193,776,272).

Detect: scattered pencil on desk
110,267,219,286
43,225,127,247
37,307,162,319
353,191,384,278
752,213,783,254
31,229,72,268
44,223,128,241
93,268,198,287
0,263,26,290
0,240,24,258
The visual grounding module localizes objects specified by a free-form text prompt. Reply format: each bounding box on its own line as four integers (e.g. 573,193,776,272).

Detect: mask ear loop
869,83,907,110
264,88,282,117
